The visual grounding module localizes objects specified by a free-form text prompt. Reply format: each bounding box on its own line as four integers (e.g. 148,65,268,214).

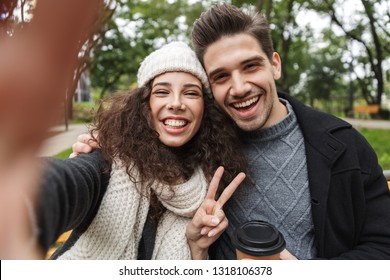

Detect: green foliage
270,0,312,93
306,0,390,109
90,0,206,98
54,148,73,159
379,108,390,120
90,17,138,98
71,102,97,123
300,45,349,109
88,0,389,121
358,128,390,170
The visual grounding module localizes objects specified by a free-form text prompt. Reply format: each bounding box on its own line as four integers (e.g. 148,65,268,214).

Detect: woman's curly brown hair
91,81,247,219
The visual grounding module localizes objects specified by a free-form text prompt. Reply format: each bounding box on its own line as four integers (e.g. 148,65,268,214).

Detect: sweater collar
239,98,297,142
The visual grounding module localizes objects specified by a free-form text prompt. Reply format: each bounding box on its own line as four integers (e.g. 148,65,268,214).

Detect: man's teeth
233,96,259,109
164,119,187,127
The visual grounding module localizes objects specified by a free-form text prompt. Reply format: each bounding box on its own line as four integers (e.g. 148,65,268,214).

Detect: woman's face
149,71,204,148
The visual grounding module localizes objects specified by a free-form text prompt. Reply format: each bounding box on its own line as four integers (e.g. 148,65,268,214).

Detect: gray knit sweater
215,99,317,259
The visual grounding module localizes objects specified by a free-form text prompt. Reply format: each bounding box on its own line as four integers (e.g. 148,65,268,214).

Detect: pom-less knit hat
137,41,210,94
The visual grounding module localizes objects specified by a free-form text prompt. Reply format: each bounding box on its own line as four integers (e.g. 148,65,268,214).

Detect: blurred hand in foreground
0,0,103,259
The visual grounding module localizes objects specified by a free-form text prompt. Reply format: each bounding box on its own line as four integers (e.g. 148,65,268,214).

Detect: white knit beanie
137,42,210,94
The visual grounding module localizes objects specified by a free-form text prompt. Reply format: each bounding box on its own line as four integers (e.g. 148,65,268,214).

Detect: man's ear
272,52,281,80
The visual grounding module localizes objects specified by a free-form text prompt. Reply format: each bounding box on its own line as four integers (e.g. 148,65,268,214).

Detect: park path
36,118,390,158
342,118,390,130
37,123,90,157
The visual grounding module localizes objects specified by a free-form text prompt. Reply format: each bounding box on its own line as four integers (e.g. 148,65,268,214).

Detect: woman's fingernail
200,228,207,235
211,217,219,225
208,230,215,237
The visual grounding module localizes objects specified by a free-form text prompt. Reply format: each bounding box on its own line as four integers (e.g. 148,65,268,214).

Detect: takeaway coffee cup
232,220,286,260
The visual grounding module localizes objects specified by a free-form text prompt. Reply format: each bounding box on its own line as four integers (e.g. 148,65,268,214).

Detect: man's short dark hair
192,3,274,65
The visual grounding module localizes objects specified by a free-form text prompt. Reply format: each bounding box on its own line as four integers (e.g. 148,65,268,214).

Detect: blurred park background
1,0,390,168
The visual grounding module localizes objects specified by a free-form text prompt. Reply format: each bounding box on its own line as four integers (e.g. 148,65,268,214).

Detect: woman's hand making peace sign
186,166,246,260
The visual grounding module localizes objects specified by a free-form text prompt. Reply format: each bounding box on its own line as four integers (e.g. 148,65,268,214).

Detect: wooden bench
384,170,390,190
46,230,72,259
353,104,380,118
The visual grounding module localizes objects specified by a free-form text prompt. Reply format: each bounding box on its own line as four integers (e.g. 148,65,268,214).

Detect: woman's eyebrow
152,82,171,88
183,83,202,90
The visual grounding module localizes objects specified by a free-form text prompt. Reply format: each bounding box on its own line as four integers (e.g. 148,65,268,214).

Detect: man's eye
213,74,228,83
245,63,259,70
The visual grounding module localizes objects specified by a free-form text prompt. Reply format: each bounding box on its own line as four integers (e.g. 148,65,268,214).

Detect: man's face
203,33,285,131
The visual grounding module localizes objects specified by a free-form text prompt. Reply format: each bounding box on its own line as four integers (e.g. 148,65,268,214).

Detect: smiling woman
36,42,247,260
149,72,204,148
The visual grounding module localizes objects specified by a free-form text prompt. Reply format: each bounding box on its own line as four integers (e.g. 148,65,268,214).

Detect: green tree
307,0,390,107
91,0,206,98
303,50,349,113
90,17,139,98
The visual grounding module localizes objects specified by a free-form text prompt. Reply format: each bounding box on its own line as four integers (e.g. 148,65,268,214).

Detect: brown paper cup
236,249,280,260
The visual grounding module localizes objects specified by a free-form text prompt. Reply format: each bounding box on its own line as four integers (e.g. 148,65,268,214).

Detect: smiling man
191,3,390,260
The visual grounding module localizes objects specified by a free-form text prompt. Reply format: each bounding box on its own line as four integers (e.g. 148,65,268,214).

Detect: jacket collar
278,92,351,165
278,92,351,255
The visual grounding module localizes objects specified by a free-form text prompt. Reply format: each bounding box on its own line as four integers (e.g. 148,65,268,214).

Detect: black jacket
38,151,157,259
279,92,390,259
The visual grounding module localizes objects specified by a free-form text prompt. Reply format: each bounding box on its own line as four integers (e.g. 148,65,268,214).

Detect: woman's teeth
164,119,187,128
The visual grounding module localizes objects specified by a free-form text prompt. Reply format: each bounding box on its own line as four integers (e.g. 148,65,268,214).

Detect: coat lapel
279,92,350,255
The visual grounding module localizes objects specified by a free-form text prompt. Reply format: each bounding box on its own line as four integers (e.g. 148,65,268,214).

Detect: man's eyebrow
208,55,266,78
208,68,224,79
242,55,265,64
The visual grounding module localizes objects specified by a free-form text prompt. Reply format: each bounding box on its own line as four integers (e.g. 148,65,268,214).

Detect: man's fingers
280,249,298,260
216,172,246,208
205,166,224,200
77,133,90,143
71,142,92,154
77,133,99,148
68,152,79,159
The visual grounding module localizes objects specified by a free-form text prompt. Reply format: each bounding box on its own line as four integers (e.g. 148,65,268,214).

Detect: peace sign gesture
186,166,246,259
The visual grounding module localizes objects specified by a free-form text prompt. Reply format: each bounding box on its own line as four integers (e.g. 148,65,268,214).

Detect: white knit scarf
58,161,208,260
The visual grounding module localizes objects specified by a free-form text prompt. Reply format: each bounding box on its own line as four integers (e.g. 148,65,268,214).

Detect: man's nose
231,72,250,97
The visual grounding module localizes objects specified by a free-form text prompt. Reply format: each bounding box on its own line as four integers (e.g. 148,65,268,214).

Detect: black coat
279,92,390,259
38,151,157,259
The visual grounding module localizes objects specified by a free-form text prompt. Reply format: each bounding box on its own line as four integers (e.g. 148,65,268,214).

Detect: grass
54,147,73,159
52,128,390,170
357,128,390,170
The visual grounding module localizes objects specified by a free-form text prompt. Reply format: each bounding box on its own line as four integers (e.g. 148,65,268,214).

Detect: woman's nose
166,96,186,111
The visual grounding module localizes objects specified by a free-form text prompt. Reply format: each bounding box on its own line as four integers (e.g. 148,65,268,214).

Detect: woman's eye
153,90,169,95
185,91,201,97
